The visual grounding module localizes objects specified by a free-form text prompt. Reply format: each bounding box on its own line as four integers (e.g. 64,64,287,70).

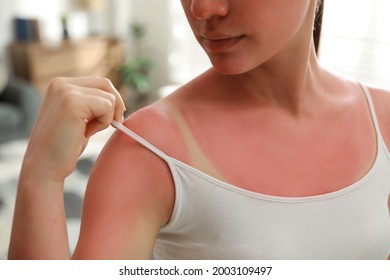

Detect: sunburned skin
8,0,390,260
158,70,377,198
106,81,388,258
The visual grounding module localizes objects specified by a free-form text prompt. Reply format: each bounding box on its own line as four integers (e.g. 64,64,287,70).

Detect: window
319,0,390,88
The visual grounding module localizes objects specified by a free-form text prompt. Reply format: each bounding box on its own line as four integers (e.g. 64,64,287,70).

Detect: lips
201,35,244,53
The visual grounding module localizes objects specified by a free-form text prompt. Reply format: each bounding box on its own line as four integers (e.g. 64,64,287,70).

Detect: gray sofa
0,78,41,144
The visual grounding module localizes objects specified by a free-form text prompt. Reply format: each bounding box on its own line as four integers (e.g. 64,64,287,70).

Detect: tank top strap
359,83,384,139
111,120,171,162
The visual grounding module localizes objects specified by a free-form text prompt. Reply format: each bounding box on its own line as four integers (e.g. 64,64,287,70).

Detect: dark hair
316,0,323,12
313,0,324,53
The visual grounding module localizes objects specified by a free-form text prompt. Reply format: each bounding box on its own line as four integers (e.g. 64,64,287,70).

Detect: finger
78,93,116,136
55,85,116,137
73,76,126,109
69,86,116,119
85,119,110,138
45,79,118,138
54,77,126,122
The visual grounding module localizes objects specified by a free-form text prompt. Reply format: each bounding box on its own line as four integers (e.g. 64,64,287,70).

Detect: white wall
0,1,16,63
129,0,171,91
107,0,133,40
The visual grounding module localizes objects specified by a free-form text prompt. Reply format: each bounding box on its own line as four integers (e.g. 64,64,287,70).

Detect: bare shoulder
72,101,186,259
124,100,188,159
366,85,390,148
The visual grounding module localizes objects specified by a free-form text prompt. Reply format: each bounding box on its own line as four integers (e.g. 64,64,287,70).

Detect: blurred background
0,0,389,259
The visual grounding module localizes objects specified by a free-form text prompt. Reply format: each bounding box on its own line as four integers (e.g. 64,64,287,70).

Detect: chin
208,54,259,76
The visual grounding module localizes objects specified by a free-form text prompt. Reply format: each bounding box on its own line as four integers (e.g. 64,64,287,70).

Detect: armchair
0,77,41,144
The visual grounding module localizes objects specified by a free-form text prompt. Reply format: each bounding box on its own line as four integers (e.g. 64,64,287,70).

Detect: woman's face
180,0,316,75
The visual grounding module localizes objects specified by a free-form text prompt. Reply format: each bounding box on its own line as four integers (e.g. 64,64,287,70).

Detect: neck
216,4,326,116
252,45,323,110
215,43,325,117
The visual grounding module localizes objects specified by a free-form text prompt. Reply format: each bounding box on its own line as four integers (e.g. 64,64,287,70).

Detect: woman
8,0,390,259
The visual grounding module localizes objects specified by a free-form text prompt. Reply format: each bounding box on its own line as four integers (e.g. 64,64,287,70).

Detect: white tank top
112,85,390,259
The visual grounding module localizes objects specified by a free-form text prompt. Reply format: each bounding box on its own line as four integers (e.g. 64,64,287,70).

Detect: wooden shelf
10,36,125,97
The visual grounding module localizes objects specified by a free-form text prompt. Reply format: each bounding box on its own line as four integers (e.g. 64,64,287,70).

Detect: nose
190,0,229,20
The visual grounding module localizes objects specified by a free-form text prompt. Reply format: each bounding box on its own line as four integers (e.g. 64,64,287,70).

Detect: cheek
247,0,312,37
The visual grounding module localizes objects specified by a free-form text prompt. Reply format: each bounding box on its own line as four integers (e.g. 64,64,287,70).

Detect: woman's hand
9,76,126,259
24,76,126,182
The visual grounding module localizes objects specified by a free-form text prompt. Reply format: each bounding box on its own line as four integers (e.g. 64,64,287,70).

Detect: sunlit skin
8,0,390,259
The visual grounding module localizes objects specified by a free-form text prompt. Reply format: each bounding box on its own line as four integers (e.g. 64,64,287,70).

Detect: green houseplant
121,23,153,111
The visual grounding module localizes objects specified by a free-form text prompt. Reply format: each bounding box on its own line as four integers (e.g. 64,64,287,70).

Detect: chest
183,106,377,197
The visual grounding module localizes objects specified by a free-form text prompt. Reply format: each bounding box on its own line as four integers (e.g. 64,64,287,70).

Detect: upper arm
71,107,176,259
